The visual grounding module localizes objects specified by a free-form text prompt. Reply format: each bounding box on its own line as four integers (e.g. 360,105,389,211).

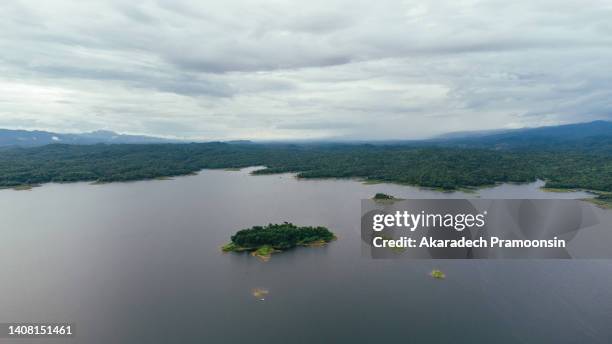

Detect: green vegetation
543,187,612,208
251,245,278,261
253,245,276,256
0,142,610,193
430,269,446,279
221,242,241,252
222,222,336,260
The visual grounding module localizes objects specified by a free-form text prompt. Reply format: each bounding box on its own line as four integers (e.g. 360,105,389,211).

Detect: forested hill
431,120,612,151
0,141,610,193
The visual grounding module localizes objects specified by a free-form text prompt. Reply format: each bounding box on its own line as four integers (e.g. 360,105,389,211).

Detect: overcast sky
1,0,611,140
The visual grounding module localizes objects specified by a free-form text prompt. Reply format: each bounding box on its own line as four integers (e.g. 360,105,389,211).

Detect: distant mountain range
437,120,612,141
0,120,610,148
0,129,179,146
432,120,612,150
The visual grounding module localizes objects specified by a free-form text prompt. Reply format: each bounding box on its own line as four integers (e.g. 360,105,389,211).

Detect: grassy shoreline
3,169,610,210
222,237,337,261
541,187,612,208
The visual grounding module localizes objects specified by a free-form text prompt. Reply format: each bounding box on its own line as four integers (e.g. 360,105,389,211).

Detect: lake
1,168,611,343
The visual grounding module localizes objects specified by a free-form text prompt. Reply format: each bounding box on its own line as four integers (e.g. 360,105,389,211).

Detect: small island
222,222,336,261
252,288,269,300
373,193,394,200
430,269,446,279
372,193,400,201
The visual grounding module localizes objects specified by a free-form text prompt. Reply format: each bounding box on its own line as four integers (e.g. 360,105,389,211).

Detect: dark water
1,169,611,343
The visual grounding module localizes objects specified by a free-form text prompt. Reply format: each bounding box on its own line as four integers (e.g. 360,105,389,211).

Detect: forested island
0,138,610,207
222,223,336,261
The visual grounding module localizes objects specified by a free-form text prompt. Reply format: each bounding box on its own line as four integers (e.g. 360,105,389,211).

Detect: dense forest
0,141,610,193
224,222,336,251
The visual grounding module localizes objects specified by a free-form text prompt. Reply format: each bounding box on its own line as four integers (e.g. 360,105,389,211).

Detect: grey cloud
1,0,611,140
284,13,354,34
163,47,353,74
26,63,234,97
116,4,160,25
276,121,357,130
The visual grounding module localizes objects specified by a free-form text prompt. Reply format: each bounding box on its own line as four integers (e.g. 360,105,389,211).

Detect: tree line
0,142,610,192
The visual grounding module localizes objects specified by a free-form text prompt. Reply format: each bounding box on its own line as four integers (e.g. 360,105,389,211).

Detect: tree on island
222,222,336,260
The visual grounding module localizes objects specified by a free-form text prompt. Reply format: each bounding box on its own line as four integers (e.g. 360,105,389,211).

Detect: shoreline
0,167,606,207
222,231,337,262
542,187,611,208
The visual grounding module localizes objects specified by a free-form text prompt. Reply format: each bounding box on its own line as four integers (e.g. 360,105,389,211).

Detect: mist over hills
0,129,179,146
268,120,612,151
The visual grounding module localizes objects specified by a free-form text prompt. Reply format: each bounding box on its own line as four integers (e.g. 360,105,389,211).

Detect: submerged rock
252,288,269,300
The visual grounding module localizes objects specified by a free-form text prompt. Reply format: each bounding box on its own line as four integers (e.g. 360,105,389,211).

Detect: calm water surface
1,168,611,343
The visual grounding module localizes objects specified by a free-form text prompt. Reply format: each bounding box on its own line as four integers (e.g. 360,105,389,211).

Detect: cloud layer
1,0,611,140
